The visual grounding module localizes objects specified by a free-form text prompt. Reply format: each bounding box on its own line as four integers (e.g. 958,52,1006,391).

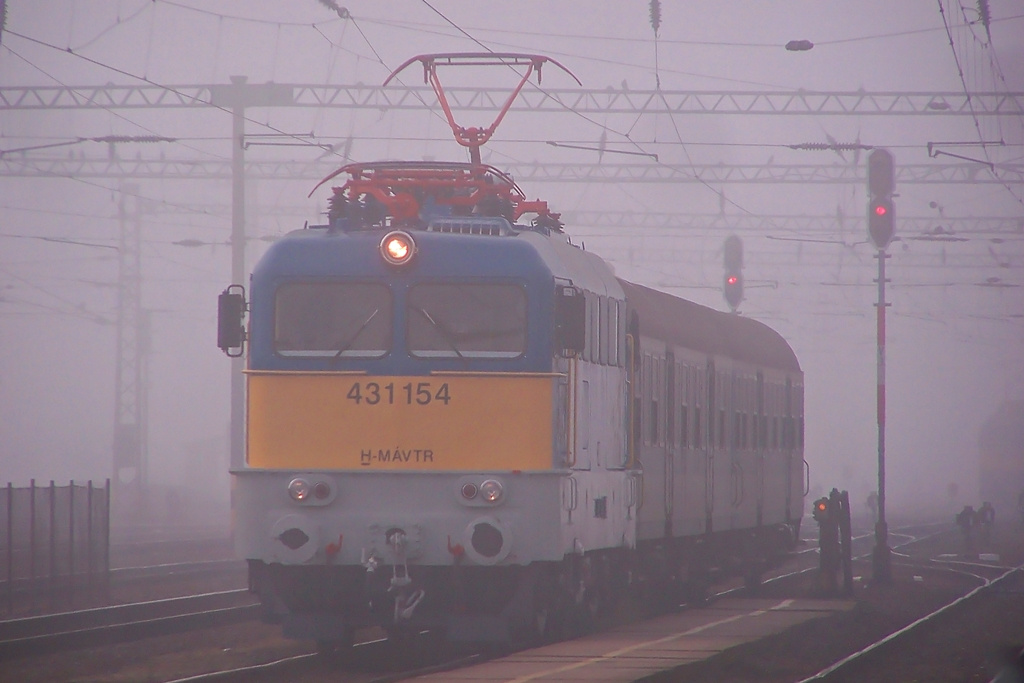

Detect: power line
3,155,1020,186
937,0,1024,209
2,30,340,158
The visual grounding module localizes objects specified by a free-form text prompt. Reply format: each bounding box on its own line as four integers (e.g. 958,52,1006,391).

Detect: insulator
316,0,350,19
649,0,662,35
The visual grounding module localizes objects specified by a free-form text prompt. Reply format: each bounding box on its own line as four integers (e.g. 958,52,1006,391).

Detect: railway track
0,588,259,660
142,522,976,682
3,519,1018,682
794,563,1023,682
2,533,240,616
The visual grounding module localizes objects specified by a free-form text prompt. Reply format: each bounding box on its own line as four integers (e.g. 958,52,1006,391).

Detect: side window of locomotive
407,283,526,358
274,282,392,357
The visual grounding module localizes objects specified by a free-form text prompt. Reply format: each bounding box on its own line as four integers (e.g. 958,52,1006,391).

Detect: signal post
812,489,854,595
867,149,895,584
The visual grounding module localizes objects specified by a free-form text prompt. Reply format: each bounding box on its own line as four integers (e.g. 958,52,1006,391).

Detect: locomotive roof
618,279,801,374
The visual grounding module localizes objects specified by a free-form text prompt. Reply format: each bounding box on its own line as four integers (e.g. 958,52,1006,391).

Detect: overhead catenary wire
2,30,344,161
936,0,1024,210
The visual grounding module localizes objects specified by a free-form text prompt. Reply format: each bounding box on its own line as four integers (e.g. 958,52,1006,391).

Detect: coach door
756,371,765,527
664,352,675,535
704,361,715,533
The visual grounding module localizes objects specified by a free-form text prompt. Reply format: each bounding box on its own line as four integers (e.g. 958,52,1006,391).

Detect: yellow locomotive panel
246,371,558,471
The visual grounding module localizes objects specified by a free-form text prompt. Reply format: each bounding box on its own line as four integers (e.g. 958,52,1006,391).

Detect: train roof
618,279,801,374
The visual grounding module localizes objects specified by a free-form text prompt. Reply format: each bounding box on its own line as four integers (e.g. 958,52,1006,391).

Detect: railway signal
722,235,744,311
813,489,853,595
811,497,830,523
867,148,896,584
867,149,896,249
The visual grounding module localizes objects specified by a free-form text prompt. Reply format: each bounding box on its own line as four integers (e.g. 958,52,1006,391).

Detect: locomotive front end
224,167,590,646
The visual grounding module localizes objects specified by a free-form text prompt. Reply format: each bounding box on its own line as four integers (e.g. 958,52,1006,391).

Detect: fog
1,1,1021,526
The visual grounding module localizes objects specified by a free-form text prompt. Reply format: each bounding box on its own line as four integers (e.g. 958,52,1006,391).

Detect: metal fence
0,480,110,613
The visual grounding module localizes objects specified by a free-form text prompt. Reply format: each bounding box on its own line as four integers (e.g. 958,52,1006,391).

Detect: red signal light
726,275,739,285
873,204,887,216
812,496,830,523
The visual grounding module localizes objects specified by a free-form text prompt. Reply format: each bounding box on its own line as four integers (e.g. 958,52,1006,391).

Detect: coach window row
640,356,802,451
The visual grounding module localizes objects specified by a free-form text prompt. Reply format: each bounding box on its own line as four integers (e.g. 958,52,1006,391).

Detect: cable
3,30,344,161
155,0,346,28
416,0,755,215
358,13,1024,50
937,0,1024,209
1,43,222,163
70,1,152,51
0,233,117,250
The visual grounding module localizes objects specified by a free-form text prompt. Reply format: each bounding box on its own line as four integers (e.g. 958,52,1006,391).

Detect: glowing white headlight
379,230,416,266
287,477,311,501
479,479,503,503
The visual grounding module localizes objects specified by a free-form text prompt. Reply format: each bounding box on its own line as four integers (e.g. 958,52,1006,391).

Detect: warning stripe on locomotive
245,371,559,470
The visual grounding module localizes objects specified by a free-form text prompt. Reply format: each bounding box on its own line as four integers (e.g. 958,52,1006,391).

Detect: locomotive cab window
408,283,526,358
274,282,392,357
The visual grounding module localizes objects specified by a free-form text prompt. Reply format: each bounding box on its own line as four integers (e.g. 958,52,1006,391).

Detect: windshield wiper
333,307,380,359
412,307,466,361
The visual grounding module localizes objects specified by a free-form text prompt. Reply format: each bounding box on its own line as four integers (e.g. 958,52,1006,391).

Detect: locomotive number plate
346,381,450,406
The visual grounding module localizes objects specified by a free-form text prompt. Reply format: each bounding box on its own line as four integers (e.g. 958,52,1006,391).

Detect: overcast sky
1,1,1022,520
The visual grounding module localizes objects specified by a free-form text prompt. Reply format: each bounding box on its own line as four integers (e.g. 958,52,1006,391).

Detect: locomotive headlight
479,479,503,503
313,481,332,500
379,230,417,266
287,477,311,502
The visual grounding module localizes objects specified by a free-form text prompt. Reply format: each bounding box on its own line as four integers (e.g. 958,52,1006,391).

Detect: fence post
49,480,55,609
87,480,94,600
30,479,36,610
104,479,111,600
6,482,12,614
68,481,75,606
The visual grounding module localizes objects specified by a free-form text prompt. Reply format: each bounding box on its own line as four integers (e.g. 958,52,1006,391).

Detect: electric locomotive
216,53,805,651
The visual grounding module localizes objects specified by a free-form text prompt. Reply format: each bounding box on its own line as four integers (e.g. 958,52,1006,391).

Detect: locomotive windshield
274,282,392,357
407,283,526,358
